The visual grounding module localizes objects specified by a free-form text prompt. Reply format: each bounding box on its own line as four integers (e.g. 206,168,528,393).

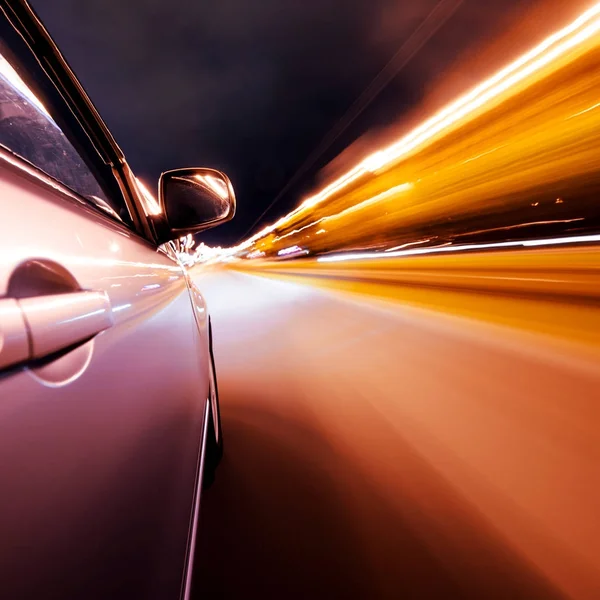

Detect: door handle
0,291,113,371
0,298,31,370
18,291,114,359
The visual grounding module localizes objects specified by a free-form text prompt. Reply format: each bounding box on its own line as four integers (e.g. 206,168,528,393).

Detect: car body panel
0,138,210,599
0,1,222,596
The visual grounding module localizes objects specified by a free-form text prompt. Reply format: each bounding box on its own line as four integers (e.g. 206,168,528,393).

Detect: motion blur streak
195,268,600,599
226,1,600,259
197,5,600,598
317,233,600,262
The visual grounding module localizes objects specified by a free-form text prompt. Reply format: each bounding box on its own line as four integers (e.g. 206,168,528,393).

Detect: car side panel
0,161,209,598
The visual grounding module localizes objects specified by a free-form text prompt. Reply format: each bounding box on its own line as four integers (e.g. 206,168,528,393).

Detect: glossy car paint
0,297,29,368
0,149,212,598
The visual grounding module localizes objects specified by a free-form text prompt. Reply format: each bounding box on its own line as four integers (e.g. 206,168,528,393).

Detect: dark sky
30,0,587,246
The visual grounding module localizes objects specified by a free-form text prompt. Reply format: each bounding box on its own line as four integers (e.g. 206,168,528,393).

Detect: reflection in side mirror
158,167,236,241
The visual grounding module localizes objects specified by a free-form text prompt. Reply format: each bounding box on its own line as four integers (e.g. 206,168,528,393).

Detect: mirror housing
155,167,236,243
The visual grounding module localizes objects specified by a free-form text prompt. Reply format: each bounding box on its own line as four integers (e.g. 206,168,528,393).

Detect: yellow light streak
235,2,600,250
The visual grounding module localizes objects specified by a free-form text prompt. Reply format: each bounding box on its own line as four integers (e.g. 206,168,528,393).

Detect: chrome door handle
0,298,31,370
19,291,114,359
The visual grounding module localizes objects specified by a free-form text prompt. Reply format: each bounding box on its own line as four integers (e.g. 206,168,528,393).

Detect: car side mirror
156,167,236,243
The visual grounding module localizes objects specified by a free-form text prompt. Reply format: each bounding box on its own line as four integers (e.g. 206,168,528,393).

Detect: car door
0,9,209,600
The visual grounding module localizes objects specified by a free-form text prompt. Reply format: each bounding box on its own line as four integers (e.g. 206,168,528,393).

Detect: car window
0,51,129,225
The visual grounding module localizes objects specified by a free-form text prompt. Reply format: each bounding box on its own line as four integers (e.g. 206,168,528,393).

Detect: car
0,1,234,598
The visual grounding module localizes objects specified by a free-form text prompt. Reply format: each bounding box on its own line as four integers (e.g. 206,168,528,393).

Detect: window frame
0,0,156,242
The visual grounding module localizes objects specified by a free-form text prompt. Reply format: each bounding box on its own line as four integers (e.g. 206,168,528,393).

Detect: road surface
192,267,600,599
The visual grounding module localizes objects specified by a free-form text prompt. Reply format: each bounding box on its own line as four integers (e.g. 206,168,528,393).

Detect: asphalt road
192,268,600,600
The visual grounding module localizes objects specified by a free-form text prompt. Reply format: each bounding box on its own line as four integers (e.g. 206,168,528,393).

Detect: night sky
31,0,587,246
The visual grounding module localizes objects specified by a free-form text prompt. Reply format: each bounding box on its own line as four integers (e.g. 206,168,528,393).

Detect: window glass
0,52,128,224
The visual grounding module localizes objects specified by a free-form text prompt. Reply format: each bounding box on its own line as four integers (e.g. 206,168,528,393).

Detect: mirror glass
161,168,235,232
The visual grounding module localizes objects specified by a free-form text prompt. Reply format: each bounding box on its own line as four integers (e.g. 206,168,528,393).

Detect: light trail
226,2,600,256
317,233,600,263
